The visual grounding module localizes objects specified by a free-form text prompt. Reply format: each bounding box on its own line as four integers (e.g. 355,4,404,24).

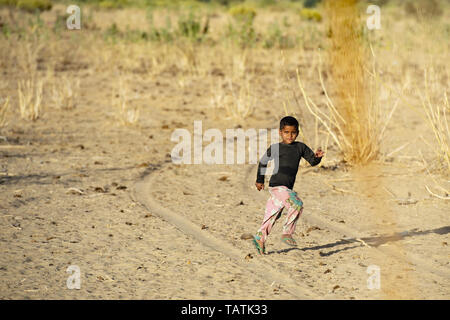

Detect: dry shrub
17,77,43,121
296,0,398,165
299,8,322,22
324,0,372,163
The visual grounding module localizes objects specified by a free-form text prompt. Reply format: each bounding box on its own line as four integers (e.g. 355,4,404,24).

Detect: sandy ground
0,4,449,300
1,63,448,300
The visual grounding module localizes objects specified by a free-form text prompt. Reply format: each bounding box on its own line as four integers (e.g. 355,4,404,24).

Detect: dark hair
280,116,299,131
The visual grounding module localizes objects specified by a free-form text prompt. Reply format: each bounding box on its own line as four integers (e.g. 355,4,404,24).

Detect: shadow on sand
266,226,450,256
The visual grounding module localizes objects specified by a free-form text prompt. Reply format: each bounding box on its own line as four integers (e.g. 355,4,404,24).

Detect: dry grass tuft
17,77,43,121
210,75,255,124
418,70,450,172
113,76,140,126
225,77,255,122
51,76,80,110
0,97,10,128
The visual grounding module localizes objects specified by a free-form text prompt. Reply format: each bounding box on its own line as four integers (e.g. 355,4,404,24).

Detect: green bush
299,8,322,22
104,22,120,40
229,5,255,20
227,4,257,47
1,20,12,38
263,23,295,49
146,10,174,42
98,0,130,9
149,27,173,42
229,5,256,23
0,0,14,5
194,0,245,6
147,10,209,43
177,12,207,40
0,0,52,12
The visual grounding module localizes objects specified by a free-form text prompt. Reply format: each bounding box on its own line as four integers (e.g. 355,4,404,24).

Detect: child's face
279,125,298,144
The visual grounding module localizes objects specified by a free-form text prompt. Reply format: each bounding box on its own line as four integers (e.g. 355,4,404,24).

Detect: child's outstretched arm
300,143,324,166
315,148,325,158
255,145,272,191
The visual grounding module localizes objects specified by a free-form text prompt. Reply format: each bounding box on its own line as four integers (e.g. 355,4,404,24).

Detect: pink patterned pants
256,186,304,243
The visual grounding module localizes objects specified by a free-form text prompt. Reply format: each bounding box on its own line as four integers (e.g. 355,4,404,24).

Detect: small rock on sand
240,233,253,240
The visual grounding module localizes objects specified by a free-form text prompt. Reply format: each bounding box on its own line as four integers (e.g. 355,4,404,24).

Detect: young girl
253,116,324,255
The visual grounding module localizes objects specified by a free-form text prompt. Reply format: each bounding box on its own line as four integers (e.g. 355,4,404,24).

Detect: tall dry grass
324,0,376,164
419,71,450,173
17,77,43,121
15,40,43,75
294,0,400,165
0,97,10,128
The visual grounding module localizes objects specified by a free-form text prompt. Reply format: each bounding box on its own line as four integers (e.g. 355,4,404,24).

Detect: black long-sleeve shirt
256,141,321,190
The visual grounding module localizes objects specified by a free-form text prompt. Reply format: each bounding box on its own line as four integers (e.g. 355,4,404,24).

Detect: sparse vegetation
299,8,322,22
0,0,448,169
227,4,257,47
0,0,52,12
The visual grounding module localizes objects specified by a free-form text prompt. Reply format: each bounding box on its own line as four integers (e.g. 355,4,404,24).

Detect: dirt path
133,168,319,299
142,155,449,299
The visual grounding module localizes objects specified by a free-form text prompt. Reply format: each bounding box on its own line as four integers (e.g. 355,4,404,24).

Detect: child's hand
255,182,265,191
315,148,324,158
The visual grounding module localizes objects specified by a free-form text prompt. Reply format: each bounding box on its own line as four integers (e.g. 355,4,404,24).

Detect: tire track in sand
243,165,450,281
132,165,320,299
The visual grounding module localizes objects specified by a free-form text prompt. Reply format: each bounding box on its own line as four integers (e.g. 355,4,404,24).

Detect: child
253,116,324,255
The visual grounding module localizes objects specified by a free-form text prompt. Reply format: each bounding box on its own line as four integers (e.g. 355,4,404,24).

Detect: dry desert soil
0,3,449,300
